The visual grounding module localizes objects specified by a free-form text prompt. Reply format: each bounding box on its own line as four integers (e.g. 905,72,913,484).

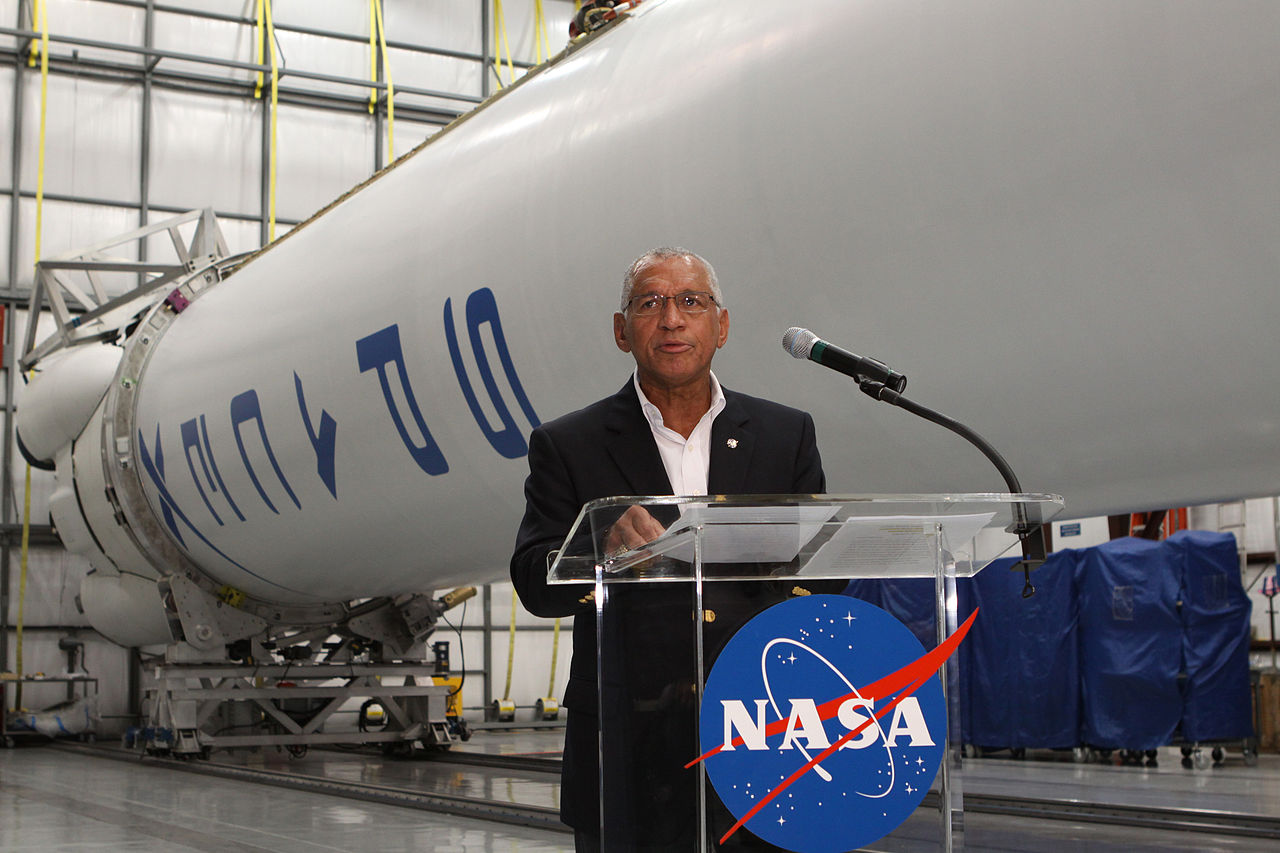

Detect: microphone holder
859,379,1045,598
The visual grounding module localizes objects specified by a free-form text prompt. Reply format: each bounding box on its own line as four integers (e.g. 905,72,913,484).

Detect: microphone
782,327,907,393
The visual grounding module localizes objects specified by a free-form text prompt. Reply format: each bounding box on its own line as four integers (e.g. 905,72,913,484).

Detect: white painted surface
112,0,1280,608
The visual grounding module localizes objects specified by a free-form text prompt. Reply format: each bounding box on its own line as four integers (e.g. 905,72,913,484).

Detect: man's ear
716,308,730,349
614,312,632,353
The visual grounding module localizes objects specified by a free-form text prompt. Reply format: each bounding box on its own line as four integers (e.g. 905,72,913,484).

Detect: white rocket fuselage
22,0,1280,631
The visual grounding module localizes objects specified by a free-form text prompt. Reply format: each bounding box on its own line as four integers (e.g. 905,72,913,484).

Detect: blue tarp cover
1077,537,1183,749
844,532,1252,750
961,552,1080,749
1173,530,1254,742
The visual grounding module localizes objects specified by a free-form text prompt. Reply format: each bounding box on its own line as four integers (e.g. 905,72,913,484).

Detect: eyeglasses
626,291,719,316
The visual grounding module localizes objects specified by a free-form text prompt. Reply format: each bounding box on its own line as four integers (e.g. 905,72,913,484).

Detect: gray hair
620,247,723,312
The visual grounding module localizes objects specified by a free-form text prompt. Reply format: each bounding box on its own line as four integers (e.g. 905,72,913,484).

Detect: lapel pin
726,438,739,449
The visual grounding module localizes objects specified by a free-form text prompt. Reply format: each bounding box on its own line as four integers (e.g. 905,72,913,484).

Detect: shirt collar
633,369,726,432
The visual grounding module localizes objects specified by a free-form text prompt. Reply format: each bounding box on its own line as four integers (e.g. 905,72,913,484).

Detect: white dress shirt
633,370,727,496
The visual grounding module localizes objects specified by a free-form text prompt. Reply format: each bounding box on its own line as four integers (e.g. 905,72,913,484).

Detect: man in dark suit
511,248,825,850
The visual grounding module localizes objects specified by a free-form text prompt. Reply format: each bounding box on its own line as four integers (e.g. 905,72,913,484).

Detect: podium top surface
547,493,1063,584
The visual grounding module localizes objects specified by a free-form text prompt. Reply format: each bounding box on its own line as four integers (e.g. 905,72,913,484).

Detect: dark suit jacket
510,380,826,838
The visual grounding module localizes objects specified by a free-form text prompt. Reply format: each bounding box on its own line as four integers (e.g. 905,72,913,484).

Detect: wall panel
151,7,255,84
272,27,370,99
4,548,90,627
42,0,144,63
384,0,482,56
0,0,17,51
12,197,138,292
149,89,261,216
272,103,374,221
18,75,142,204
387,47,481,112
381,119,441,164
0,64,13,190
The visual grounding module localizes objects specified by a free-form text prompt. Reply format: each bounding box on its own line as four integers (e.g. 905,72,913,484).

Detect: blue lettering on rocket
294,372,338,498
181,418,223,526
230,389,302,514
444,287,541,459
138,425,308,594
200,413,244,522
356,324,449,476
148,426,184,546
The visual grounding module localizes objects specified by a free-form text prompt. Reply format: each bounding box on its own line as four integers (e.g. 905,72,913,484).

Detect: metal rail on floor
52,742,1280,841
51,742,568,834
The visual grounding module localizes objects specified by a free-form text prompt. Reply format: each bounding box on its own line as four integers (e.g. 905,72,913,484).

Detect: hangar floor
1,728,1277,852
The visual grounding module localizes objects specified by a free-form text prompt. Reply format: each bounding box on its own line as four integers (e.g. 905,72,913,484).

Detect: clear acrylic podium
548,493,1063,853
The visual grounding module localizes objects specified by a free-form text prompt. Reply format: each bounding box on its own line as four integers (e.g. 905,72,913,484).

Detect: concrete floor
1,730,1277,851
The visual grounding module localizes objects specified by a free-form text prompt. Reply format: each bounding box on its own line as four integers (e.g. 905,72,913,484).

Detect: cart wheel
1072,747,1088,763
1181,755,1194,769
1010,747,1026,760
1193,749,1211,770
1243,746,1259,767
1144,749,1158,768
1180,745,1194,757
3,736,14,749
286,745,308,759
1211,747,1224,765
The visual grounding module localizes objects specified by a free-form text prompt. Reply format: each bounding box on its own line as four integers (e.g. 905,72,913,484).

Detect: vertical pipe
138,0,154,278
258,7,270,248
481,583,493,714
1,0,32,681
373,57,384,173
480,0,491,99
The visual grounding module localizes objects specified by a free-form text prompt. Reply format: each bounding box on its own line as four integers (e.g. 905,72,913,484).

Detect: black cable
440,600,467,697
859,379,1044,598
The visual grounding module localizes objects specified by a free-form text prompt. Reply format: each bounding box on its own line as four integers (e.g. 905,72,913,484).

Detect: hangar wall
2,0,1276,739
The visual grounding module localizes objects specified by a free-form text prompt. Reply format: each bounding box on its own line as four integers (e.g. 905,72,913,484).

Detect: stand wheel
286,745,308,759
3,736,14,749
1010,747,1026,760
1211,747,1224,765
1072,747,1088,763
1194,749,1211,770
1144,749,1158,768
1243,746,1259,767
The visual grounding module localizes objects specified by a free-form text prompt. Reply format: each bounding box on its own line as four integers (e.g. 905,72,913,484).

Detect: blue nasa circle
699,595,946,853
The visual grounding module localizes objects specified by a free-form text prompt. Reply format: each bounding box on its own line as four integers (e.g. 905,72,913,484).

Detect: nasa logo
695,594,955,852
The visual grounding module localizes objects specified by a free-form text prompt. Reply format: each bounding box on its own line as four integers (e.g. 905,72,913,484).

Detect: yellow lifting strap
547,617,560,698
368,0,395,161
14,0,50,714
503,594,517,701
532,0,551,65
492,0,514,88
256,0,280,242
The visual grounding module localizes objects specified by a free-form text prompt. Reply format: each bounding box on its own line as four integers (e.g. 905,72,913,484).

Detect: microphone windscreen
782,327,818,359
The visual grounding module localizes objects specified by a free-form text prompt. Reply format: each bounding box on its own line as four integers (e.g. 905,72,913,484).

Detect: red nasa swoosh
685,608,978,843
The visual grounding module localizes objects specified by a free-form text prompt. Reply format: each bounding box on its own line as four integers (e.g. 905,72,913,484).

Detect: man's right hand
603,505,667,554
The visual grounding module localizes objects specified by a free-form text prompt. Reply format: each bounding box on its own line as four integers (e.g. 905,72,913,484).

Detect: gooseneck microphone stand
858,378,1046,598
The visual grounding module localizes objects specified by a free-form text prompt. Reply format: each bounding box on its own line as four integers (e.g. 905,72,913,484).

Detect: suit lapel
603,382,673,496
709,389,755,495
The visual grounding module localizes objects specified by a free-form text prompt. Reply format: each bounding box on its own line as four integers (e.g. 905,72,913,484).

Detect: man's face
613,256,729,393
